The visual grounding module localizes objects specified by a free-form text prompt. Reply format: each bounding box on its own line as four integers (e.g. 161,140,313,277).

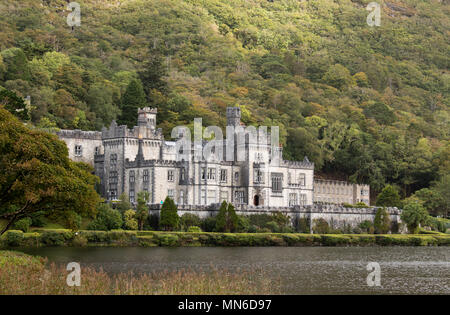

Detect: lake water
20,246,449,294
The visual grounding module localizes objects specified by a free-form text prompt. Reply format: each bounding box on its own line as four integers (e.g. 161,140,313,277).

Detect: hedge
1,230,449,248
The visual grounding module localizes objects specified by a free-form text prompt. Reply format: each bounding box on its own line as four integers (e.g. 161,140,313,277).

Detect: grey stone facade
57,106,389,227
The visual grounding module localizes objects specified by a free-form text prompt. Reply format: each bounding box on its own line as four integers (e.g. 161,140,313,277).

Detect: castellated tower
137,107,157,129
226,107,241,126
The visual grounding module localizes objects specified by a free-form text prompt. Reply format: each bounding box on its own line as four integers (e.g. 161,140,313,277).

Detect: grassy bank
0,251,278,294
1,229,449,248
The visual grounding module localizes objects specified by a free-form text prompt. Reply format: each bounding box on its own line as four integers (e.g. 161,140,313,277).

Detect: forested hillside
0,0,448,207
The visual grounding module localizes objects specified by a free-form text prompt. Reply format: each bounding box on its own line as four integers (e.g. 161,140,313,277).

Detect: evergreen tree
139,46,168,100
0,89,29,121
374,207,391,234
159,196,179,231
215,201,238,232
215,201,228,232
401,202,430,234
118,79,146,128
136,191,149,230
116,192,132,214
376,185,402,208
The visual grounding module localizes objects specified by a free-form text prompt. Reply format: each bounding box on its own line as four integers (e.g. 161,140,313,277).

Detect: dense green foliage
373,207,391,234
1,229,449,248
376,185,402,208
401,201,431,234
135,191,149,230
0,0,448,202
159,197,179,231
0,106,100,235
87,203,123,231
215,201,239,232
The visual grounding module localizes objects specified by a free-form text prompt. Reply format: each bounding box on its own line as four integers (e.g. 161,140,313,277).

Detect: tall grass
0,251,280,295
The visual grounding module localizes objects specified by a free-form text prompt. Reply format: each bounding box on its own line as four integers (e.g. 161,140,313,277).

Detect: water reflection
20,246,450,294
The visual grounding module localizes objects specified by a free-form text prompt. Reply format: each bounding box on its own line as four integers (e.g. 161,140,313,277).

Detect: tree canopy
0,106,100,234
0,0,448,202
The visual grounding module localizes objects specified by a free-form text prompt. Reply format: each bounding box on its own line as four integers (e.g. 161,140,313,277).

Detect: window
180,168,186,181
167,170,174,182
234,172,239,182
234,191,245,204
220,191,228,202
289,193,298,206
95,146,100,155
220,169,227,182
179,191,184,204
129,188,135,203
74,145,82,156
299,194,307,205
254,169,264,183
207,190,216,204
143,169,149,183
167,189,174,199
201,189,206,205
207,168,216,180
201,168,206,180
110,154,117,170
129,170,135,183
298,173,306,186
109,170,118,200
271,173,283,193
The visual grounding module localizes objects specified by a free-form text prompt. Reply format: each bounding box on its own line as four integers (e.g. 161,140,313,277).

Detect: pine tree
136,191,149,230
226,203,238,232
118,79,146,128
215,201,238,232
376,185,402,208
374,207,391,234
215,201,228,232
159,196,179,231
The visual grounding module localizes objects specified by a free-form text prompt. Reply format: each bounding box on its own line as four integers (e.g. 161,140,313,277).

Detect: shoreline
1,229,449,248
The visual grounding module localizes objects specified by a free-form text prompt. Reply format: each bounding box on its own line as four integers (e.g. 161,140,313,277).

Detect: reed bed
0,251,280,295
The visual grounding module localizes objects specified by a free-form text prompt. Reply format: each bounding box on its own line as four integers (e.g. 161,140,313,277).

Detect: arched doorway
253,195,260,206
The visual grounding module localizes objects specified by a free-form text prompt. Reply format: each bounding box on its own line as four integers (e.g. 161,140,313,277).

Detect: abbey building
57,107,370,208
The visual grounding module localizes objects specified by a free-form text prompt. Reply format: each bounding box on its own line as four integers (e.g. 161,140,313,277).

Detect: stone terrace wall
148,203,401,229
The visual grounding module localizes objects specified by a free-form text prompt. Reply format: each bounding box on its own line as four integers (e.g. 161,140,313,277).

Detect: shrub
374,208,391,234
312,218,330,234
12,218,32,233
376,185,401,207
265,221,280,233
180,213,201,231
321,235,351,246
41,230,72,246
187,226,202,233
200,216,216,232
146,214,159,230
159,197,179,231
136,191,149,231
237,215,250,232
87,203,123,231
215,201,238,232
158,234,179,246
296,217,310,233
30,214,46,227
401,202,430,234
115,192,132,213
72,234,88,247
4,230,24,247
359,220,374,234
123,210,138,230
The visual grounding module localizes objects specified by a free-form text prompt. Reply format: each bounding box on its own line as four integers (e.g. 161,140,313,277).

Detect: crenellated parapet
101,120,164,140
57,129,102,140
281,157,314,169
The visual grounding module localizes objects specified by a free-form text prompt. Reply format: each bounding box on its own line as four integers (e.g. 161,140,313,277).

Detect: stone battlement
57,129,102,140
